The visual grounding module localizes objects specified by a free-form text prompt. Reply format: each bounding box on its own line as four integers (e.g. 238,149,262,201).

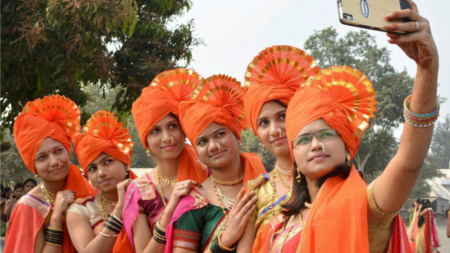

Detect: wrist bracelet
155,220,167,233
45,241,63,247
210,237,228,253
109,213,123,226
99,231,119,238
218,233,236,251
104,223,121,234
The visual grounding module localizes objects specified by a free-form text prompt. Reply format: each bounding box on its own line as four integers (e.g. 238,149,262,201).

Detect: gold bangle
47,227,64,232
156,220,167,233
45,242,63,247
99,231,119,238
218,233,236,251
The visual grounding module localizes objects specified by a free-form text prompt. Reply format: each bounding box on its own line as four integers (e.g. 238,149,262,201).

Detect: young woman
163,74,267,253
261,2,439,252
3,183,25,218
123,68,209,253
242,45,320,251
24,178,38,193
66,111,137,253
409,200,441,252
5,94,95,253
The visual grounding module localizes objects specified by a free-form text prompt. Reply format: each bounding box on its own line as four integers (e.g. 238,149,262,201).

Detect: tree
304,27,415,181
1,0,202,138
240,130,276,172
430,115,450,169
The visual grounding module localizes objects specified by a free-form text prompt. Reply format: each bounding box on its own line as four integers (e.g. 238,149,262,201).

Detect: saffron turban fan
286,65,377,159
179,74,250,146
243,45,320,139
73,111,137,179
131,68,208,183
13,94,94,198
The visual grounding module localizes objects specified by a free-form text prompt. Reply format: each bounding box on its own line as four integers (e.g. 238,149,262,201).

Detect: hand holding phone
337,0,411,34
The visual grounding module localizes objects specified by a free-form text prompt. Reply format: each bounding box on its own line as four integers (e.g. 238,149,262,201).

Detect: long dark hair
282,162,352,217
418,199,431,227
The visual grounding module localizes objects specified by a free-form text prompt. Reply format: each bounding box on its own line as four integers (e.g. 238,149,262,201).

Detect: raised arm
374,0,440,213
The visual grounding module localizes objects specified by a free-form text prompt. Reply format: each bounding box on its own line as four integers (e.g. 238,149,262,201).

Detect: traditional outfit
261,65,411,253
67,111,137,252
123,68,209,250
5,95,95,253
242,45,320,252
164,74,267,253
408,208,441,253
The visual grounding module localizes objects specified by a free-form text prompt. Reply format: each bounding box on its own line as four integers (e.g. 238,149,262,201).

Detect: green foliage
240,130,275,172
430,115,450,169
0,129,35,189
1,0,202,139
305,27,414,180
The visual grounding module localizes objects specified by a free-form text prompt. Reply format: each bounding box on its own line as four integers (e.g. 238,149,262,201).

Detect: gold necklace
212,180,229,219
99,194,109,222
269,174,278,219
157,169,177,188
211,173,244,186
274,167,292,190
41,184,56,205
275,165,291,177
100,193,117,207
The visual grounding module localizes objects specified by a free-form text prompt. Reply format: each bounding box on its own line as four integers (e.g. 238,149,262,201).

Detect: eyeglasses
292,129,339,148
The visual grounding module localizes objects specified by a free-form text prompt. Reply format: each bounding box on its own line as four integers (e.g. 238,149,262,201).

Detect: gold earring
35,174,40,178
170,137,174,145
347,154,351,165
216,143,221,152
278,128,282,138
319,142,326,152
146,149,152,157
296,167,302,183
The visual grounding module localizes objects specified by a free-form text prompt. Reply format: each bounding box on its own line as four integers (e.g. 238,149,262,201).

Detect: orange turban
131,68,208,183
286,65,377,159
243,46,320,139
73,111,137,179
13,95,94,199
179,75,250,146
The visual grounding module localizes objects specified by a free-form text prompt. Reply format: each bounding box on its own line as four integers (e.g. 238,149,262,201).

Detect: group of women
408,199,442,252
3,1,442,252
1,179,37,222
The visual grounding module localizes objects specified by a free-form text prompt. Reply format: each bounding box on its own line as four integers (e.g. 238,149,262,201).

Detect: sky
177,0,450,136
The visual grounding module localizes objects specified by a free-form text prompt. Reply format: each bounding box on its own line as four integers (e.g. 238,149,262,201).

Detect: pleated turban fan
179,74,250,146
132,68,204,150
286,65,378,159
73,111,137,179
13,95,94,198
131,68,208,183
243,45,320,139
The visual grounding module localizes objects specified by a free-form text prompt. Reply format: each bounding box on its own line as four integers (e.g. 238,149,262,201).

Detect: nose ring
105,171,109,178
57,161,62,169
278,128,282,138
216,143,221,152
170,136,174,145
319,142,326,152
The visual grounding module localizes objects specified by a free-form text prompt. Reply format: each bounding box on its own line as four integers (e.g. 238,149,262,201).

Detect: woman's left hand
384,0,438,69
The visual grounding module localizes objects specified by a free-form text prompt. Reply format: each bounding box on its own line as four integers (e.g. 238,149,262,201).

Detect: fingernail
251,190,254,194
386,13,393,19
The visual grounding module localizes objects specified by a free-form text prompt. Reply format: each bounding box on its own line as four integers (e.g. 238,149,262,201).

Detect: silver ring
181,183,184,188
415,21,420,31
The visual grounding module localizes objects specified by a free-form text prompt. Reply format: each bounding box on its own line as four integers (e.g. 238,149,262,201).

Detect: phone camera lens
343,13,354,21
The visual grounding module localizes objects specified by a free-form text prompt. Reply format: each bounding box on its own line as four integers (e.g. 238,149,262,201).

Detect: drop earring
347,154,351,166
146,149,152,157
296,167,302,183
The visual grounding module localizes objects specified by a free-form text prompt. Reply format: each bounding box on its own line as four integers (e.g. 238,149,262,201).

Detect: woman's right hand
167,180,202,209
53,190,74,216
221,189,257,248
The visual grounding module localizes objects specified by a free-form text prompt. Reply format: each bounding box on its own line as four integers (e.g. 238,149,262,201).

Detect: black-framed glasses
292,129,339,148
